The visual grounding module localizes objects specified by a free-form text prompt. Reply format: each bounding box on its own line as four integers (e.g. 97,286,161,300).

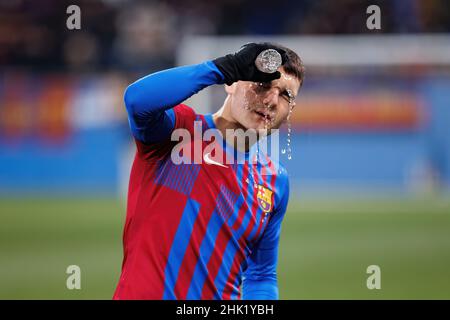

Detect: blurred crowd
0,0,449,72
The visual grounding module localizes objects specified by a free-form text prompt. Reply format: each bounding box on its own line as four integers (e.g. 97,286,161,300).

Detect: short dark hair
262,42,305,86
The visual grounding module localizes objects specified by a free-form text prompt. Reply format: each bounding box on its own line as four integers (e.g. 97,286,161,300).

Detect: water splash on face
281,73,294,81
263,102,272,131
244,83,277,131
243,83,257,111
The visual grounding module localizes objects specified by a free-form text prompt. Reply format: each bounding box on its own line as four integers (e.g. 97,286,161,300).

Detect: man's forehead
274,69,301,94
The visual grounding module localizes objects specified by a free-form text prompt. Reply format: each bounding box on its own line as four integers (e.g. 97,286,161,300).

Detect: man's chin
240,121,279,134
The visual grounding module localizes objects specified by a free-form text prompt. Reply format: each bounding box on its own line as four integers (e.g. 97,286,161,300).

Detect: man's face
228,68,301,132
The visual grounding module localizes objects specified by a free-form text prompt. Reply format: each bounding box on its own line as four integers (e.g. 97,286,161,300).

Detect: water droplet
282,73,294,81
254,142,259,167
286,117,293,160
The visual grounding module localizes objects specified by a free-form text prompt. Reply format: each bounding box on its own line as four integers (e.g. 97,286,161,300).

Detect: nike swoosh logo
203,152,228,168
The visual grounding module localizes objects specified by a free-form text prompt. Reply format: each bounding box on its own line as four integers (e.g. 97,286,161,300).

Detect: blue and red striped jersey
113,104,289,300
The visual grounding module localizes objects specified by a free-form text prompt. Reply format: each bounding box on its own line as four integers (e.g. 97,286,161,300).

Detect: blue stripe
186,164,200,194
180,163,192,193
186,210,224,299
180,164,192,194
215,185,240,224
226,194,245,236
185,165,196,193
155,160,171,187
155,161,200,195
183,166,192,194
163,198,201,299
178,164,190,194
171,163,185,193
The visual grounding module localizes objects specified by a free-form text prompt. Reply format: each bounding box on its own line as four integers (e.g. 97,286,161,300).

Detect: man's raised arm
124,61,224,144
124,43,287,144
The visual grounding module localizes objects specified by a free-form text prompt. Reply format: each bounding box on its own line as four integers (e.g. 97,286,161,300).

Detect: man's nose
262,88,279,107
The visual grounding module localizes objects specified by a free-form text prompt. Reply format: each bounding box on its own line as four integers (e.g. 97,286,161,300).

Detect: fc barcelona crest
256,184,274,213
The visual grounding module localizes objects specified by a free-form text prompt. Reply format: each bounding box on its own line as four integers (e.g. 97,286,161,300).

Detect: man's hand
213,43,288,85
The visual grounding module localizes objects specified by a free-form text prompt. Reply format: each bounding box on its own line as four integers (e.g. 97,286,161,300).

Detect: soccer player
113,43,305,300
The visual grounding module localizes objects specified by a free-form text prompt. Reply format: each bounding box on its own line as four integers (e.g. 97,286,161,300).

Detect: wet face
227,68,301,132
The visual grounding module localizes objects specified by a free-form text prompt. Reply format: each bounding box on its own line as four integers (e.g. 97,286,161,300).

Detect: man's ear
224,82,237,94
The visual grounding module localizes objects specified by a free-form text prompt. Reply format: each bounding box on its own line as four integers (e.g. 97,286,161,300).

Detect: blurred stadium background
1,0,450,299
